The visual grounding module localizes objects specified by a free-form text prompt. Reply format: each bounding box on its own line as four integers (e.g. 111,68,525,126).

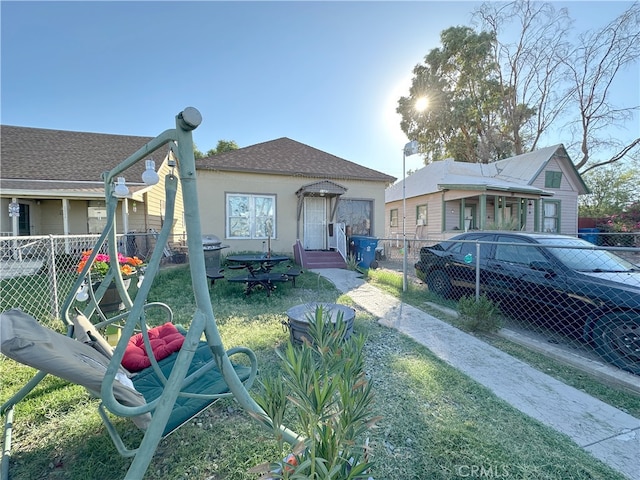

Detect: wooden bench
227,272,290,296
205,268,225,286
284,267,303,287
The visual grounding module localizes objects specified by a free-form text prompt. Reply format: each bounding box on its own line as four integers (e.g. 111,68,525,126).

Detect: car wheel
593,312,640,375
426,270,453,298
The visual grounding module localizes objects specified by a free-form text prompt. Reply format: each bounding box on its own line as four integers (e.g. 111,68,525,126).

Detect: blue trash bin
350,235,379,269
578,228,600,245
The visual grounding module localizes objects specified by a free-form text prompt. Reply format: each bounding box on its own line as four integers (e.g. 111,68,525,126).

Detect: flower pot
93,279,131,313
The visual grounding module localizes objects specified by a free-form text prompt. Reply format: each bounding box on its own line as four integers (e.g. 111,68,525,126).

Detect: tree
578,162,640,218
194,139,239,159
561,4,640,173
205,140,239,157
398,1,640,172
398,26,513,163
474,1,572,155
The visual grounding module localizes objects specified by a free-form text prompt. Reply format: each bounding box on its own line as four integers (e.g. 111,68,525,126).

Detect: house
0,125,185,252
385,144,589,240
194,138,395,266
1,126,395,266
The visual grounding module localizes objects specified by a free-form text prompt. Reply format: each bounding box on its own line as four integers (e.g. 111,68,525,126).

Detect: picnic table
225,255,294,296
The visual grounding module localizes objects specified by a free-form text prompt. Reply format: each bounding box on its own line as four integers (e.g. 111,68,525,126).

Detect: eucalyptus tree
398,26,513,164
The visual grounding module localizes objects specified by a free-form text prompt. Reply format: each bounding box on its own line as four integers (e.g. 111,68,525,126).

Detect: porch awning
295,180,347,198
295,180,347,223
437,182,554,196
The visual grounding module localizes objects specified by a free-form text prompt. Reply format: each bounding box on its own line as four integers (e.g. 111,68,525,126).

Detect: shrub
458,294,502,332
345,254,359,271
252,305,378,479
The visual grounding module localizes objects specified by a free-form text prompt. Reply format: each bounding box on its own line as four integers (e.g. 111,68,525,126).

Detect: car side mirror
529,261,556,274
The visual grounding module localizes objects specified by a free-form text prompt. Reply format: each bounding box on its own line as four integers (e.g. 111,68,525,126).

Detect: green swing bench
0,108,299,480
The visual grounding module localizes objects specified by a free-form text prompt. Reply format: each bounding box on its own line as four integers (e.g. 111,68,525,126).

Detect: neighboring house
0,125,185,247
1,126,395,264
194,138,395,260
385,144,589,240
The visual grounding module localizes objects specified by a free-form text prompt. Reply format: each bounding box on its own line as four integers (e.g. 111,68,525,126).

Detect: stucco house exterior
1,126,395,263
194,138,395,258
385,144,589,240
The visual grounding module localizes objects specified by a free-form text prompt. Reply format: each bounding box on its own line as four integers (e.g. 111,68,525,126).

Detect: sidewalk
313,268,640,480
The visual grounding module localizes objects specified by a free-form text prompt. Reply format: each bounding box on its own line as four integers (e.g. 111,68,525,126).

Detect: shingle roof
1,125,154,182
1,128,396,195
196,137,396,183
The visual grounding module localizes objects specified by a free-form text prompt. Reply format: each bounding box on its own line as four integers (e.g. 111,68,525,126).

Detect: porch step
299,249,346,269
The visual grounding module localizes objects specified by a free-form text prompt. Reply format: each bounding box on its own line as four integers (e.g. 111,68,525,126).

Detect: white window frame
226,193,276,239
542,200,560,233
390,209,398,227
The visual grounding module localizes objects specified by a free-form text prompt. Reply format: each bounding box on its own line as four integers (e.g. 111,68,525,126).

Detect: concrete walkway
313,268,640,480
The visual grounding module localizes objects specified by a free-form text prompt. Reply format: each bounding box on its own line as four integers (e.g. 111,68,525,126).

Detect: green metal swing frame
1,108,299,480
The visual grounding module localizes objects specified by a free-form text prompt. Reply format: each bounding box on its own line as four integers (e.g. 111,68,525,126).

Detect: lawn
0,264,635,479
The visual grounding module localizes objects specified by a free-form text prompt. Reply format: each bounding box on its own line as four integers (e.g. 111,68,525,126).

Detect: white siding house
385,145,589,240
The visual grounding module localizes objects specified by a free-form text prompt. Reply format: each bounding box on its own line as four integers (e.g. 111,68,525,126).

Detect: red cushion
122,323,185,372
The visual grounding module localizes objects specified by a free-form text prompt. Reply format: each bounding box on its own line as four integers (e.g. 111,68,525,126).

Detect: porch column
11,197,19,236
62,199,70,254
516,199,522,230
121,198,130,236
495,196,506,224
479,194,487,230
441,192,446,233
534,199,540,232
460,198,466,231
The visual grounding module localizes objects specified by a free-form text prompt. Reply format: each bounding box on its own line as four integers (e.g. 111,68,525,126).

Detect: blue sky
1,1,637,181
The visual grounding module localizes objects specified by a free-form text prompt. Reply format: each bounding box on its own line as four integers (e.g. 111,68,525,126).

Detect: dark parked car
415,232,640,375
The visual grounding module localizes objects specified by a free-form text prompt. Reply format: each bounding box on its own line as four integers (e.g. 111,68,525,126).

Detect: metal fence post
475,241,481,301
48,235,60,318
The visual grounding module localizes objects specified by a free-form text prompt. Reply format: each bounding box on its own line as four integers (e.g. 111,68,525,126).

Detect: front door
304,197,326,250
18,204,31,236
464,206,475,231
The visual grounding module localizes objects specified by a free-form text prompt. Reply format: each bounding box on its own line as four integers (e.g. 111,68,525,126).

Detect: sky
1,1,638,182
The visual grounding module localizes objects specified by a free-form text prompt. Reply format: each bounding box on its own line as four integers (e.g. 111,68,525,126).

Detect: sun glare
415,97,428,112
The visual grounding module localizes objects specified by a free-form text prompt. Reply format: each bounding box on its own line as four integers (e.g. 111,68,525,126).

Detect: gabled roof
196,137,396,183
385,144,588,203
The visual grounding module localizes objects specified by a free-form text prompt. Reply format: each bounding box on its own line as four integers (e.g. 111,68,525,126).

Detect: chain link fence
4,232,639,375
375,233,640,376
0,233,179,321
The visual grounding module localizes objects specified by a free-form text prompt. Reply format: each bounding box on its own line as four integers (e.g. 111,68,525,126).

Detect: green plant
484,218,521,231
252,305,378,479
458,294,502,332
345,254,359,271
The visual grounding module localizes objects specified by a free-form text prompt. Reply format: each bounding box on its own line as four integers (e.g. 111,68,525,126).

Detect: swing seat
129,334,253,435
1,308,256,440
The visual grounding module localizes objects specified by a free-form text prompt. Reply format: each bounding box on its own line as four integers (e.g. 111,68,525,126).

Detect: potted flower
76,250,144,312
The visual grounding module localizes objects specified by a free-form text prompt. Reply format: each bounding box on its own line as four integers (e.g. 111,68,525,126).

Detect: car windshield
536,237,638,272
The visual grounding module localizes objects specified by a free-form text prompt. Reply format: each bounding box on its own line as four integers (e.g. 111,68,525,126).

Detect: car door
486,235,568,325
444,233,495,294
